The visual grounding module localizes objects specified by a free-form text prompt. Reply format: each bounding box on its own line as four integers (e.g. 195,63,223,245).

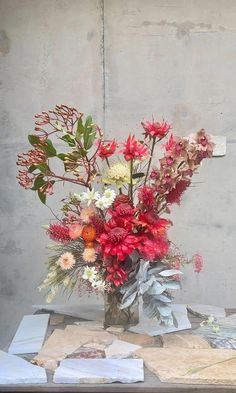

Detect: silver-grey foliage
120,260,182,326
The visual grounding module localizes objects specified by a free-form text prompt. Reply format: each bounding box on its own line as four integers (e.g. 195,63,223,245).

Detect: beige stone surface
134,348,236,385
49,314,65,326
120,332,156,346
33,329,83,371
65,325,115,344
161,334,211,349
33,327,115,370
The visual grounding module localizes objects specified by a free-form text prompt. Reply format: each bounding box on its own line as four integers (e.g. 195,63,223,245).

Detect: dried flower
80,207,95,224
193,254,203,273
57,252,76,270
82,247,97,263
69,223,83,240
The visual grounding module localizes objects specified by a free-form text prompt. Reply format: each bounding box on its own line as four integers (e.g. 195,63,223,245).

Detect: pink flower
142,119,171,139
166,180,190,205
121,135,149,161
69,223,83,240
47,224,70,243
97,140,117,159
138,186,155,208
193,254,203,273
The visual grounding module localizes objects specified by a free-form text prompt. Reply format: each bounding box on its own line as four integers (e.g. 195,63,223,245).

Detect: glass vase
104,291,139,328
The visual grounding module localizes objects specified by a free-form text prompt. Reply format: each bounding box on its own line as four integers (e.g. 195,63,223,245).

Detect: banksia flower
47,224,70,243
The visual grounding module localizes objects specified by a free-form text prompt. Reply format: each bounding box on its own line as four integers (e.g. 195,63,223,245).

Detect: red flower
139,235,169,261
166,180,190,205
138,186,155,208
138,211,171,237
113,194,131,208
164,134,175,152
98,224,140,261
47,224,70,243
121,135,148,161
97,140,117,159
142,119,171,139
106,263,128,287
110,203,136,222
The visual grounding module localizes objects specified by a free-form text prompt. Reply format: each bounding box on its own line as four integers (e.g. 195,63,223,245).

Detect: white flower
92,280,106,290
82,266,97,282
103,188,116,201
95,197,109,210
79,189,100,206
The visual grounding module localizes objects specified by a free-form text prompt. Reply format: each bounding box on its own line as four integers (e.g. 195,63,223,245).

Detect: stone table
1,309,236,393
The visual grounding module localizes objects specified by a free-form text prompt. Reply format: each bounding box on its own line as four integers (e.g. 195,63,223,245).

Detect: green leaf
120,292,137,310
43,139,57,157
38,190,46,204
85,115,93,129
83,127,96,150
31,175,46,191
132,172,145,179
159,269,183,277
57,153,67,161
28,165,37,173
36,163,50,174
28,134,41,147
76,118,84,141
60,134,76,147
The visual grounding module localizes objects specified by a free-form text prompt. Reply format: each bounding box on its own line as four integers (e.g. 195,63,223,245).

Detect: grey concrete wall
0,0,235,347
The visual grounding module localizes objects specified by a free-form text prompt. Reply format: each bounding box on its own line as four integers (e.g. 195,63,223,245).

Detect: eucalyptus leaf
159,269,183,277
120,291,137,309
157,304,172,317
164,281,181,290
139,276,155,294
147,281,165,295
155,294,172,303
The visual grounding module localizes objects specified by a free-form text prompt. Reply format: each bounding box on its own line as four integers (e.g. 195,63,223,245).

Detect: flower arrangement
16,105,214,326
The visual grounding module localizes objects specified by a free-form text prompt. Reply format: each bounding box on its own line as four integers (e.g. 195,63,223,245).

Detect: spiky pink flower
142,119,171,139
121,135,149,161
47,224,70,243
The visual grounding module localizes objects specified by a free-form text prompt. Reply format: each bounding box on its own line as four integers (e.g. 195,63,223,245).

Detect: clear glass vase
104,292,139,328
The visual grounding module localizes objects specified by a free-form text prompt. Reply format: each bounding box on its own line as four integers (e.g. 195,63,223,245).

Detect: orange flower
81,225,96,242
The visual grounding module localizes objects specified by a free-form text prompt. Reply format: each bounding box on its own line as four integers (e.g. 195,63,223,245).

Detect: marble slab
105,339,141,358
129,304,191,336
8,314,50,355
53,358,144,384
0,351,47,384
187,304,226,319
32,303,104,321
161,334,211,349
134,347,236,385
212,135,226,156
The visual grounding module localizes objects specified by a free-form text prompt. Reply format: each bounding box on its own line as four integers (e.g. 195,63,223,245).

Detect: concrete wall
0,0,235,347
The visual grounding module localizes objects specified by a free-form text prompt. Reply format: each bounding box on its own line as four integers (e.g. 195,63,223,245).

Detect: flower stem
130,159,134,205
144,137,156,185
105,157,110,168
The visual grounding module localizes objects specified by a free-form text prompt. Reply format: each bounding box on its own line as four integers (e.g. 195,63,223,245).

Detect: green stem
105,157,110,168
130,159,134,205
144,136,156,185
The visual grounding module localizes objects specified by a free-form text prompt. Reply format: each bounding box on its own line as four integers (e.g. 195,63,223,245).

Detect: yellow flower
103,161,131,187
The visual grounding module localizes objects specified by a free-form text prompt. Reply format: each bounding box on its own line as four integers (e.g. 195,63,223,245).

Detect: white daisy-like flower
92,280,106,290
95,196,108,210
79,189,100,206
82,266,97,282
103,188,116,201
